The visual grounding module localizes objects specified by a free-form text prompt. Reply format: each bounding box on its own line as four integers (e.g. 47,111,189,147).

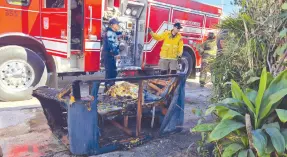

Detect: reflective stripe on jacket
151,30,184,60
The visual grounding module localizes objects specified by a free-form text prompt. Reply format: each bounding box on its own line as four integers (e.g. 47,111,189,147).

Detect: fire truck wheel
0,45,48,101
179,51,194,76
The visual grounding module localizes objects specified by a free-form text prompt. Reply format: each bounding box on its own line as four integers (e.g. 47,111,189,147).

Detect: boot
200,81,205,88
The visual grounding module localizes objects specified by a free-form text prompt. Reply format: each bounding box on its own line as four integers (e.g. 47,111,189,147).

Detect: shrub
192,68,287,156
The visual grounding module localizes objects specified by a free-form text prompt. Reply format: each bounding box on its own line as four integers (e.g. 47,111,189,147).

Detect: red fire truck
0,0,221,101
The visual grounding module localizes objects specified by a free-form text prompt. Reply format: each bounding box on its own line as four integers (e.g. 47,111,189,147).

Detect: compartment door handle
88,6,93,34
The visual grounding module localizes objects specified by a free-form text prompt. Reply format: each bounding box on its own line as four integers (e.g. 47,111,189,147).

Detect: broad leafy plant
192,68,287,156
211,1,287,102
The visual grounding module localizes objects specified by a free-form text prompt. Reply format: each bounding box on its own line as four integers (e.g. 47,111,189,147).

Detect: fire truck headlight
125,8,132,15
132,10,138,16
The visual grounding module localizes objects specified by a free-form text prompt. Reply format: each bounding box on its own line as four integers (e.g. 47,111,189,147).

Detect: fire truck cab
0,0,221,101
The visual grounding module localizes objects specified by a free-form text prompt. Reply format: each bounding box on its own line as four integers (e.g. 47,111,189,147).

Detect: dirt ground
0,78,213,157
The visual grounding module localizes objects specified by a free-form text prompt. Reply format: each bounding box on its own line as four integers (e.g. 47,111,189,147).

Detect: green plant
211,34,262,102
191,108,211,157
192,68,287,156
211,1,287,102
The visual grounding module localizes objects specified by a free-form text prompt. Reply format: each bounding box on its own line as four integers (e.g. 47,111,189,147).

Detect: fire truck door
41,0,70,58
82,1,102,72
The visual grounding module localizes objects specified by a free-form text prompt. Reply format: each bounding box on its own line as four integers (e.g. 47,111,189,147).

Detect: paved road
0,76,213,157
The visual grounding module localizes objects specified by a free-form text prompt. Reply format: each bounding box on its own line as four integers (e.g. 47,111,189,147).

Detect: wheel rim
178,57,189,74
0,60,35,92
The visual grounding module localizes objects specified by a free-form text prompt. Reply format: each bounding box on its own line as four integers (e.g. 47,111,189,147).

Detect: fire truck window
43,0,65,8
7,0,30,6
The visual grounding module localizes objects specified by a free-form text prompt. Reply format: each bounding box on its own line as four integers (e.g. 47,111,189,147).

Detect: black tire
0,45,48,101
179,51,194,76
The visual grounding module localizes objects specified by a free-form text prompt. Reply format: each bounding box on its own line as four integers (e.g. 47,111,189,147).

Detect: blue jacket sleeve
116,31,122,36
106,31,119,56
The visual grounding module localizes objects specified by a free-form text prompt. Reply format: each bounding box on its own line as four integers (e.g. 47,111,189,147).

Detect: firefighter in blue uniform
102,18,122,91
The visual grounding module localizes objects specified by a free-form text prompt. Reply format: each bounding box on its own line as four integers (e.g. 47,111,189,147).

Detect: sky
195,0,238,16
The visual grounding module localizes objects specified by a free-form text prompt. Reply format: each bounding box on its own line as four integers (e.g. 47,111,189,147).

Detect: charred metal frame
33,73,186,155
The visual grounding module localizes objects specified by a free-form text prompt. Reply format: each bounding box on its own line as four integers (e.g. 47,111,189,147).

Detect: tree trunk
245,114,254,149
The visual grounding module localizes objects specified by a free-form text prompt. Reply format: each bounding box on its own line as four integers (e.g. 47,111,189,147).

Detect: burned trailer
33,73,186,155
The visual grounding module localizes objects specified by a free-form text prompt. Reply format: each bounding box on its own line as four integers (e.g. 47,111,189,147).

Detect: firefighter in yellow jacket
199,32,217,87
148,23,184,75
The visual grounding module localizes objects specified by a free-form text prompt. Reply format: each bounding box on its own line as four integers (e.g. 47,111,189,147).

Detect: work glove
199,47,204,55
115,55,121,60
148,27,152,33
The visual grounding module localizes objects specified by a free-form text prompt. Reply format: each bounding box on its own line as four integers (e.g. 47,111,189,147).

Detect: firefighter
199,32,217,87
102,18,122,92
148,23,184,75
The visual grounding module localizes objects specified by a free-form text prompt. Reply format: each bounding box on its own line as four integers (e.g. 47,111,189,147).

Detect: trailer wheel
178,51,194,76
0,45,47,101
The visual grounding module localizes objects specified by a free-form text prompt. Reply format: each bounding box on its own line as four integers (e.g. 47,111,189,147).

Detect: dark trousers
104,56,117,88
